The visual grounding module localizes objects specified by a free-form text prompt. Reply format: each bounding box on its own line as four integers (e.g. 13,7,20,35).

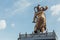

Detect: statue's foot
34,31,37,33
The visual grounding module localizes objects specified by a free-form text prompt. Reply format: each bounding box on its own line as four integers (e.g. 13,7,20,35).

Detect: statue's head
38,4,40,6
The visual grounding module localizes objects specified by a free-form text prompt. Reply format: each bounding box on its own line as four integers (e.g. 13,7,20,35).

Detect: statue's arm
34,7,37,13
43,6,48,11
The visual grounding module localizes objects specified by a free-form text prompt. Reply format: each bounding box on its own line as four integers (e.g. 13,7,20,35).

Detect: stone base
18,30,57,40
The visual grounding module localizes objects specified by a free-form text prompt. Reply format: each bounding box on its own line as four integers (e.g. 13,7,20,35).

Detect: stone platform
18,30,57,40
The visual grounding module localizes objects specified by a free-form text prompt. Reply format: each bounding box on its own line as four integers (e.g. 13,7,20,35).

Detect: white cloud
57,17,60,22
12,0,31,14
50,4,60,22
0,20,6,30
50,4,60,16
4,0,31,18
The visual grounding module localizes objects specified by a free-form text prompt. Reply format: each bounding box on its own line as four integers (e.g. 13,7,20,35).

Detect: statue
32,4,48,33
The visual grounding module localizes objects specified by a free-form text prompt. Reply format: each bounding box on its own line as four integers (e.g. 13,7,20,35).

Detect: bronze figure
33,4,48,33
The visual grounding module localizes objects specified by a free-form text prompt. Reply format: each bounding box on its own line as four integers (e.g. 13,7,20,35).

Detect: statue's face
38,5,41,9
40,7,43,10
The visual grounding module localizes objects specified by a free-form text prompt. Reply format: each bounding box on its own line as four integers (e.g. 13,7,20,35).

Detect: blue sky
0,0,60,40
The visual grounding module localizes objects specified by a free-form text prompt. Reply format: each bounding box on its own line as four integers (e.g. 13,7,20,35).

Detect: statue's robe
34,11,46,33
